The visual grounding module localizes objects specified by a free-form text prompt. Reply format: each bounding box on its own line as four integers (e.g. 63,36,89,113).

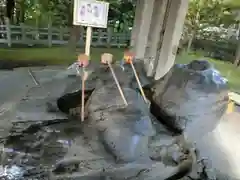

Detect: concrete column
144,0,169,76
154,0,189,80
130,0,143,48
132,0,155,60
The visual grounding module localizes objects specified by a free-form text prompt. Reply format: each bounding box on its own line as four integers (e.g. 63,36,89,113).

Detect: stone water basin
0,63,193,180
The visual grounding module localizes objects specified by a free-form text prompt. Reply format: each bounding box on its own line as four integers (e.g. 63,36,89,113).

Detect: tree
225,0,240,66
15,0,26,24
185,0,235,52
2,0,135,48
52,0,135,49
224,0,240,66
106,0,135,31
0,0,5,25
6,0,15,22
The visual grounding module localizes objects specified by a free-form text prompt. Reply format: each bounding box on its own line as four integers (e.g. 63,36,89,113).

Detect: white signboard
73,0,109,28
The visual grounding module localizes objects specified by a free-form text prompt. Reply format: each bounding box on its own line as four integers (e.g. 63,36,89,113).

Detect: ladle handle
108,62,128,106
130,61,148,103
81,67,85,122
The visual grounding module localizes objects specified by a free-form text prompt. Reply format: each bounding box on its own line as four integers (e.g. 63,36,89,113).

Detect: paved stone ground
0,69,34,138
0,66,66,106
189,112,240,179
0,67,67,138
235,105,240,112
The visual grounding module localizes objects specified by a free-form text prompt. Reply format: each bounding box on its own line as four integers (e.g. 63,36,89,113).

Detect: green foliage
13,0,135,29
183,0,239,53
185,0,236,35
224,0,240,9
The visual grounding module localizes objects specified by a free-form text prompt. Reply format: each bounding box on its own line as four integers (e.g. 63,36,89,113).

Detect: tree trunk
187,9,199,53
67,0,82,50
68,25,82,50
15,8,20,24
0,15,5,38
47,15,53,47
35,16,40,40
234,22,240,66
67,0,73,27
187,32,195,53
6,0,15,23
15,0,25,24
234,42,240,66
20,0,25,23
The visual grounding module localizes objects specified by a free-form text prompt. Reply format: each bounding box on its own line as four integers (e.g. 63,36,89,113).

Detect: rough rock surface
150,60,229,137
0,61,225,180
87,83,154,163
148,60,240,180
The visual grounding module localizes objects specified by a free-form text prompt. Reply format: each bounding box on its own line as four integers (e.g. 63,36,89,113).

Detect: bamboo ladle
101,53,128,106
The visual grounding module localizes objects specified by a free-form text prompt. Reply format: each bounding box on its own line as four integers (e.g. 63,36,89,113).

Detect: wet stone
0,63,199,180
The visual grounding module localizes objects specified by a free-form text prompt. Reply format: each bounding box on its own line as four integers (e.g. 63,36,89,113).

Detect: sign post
73,0,109,121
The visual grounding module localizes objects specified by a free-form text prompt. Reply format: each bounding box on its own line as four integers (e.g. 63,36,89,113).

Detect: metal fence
0,23,131,48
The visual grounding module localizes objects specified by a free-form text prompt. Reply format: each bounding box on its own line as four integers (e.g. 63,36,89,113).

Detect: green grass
176,52,240,93
0,47,124,65
0,47,239,92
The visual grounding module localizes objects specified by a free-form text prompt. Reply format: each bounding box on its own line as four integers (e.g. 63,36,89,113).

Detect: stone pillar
144,0,170,76
154,0,189,80
130,0,143,49
131,0,155,60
